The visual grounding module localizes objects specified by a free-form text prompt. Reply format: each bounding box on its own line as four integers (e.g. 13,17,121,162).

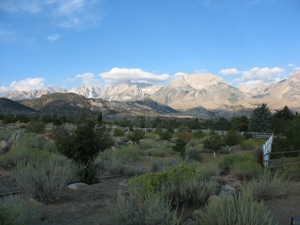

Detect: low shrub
218,154,254,175
104,191,180,225
0,146,51,169
224,130,243,146
240,140,256,150
113,128,125,137
231,160,263,180
248,170,288,201
197,190,277,225
25,121,46,133
14,154,76,203
203,132,225,151
0,195,41,225
130,164,216,207
185,147,203,162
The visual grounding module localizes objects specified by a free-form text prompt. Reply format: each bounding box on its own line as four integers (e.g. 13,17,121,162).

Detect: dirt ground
1,171,300,225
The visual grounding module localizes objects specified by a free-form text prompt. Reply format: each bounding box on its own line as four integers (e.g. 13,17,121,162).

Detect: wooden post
257,147,263,167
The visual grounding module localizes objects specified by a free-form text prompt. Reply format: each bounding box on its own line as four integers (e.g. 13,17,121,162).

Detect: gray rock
222,184,236,192
67,182,88,190
0,140,9,154
8,130,21,147
192,209,204,221
183,218,197,225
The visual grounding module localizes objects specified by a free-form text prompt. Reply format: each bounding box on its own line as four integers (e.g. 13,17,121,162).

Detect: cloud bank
100,68,170,85
9,77,45,91
75,72,102,87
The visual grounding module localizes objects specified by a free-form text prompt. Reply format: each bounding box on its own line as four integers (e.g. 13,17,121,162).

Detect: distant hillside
0,98,36,114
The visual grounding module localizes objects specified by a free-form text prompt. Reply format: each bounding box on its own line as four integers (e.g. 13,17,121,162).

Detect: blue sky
0,0,300,93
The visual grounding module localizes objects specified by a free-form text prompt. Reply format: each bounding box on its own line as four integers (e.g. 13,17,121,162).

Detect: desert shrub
164,178,216,207
0,146,51,169
98,146,141,176
224,130,243,146
240,140,256,150
218,146,231,154
197,190,277,225
248,170,288,201
113,128,125,137
25,121,45,133
158,130,173,141
185,147,203,162
151,159,181,172
130,164,216,207
0,195,41,225
218,154,254,175
231,160,263,181
138,139,160,150
126,129,145,143
105,191,179,225
14,154,76,203
192,129,205,139
203,132,225,151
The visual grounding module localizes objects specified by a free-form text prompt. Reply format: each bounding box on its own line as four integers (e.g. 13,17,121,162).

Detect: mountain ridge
1,72,300,112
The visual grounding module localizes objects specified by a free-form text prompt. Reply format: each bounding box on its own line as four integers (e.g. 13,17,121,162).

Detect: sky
0,0,300,94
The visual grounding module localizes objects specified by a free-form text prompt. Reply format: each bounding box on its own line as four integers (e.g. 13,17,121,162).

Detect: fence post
257,147,263,166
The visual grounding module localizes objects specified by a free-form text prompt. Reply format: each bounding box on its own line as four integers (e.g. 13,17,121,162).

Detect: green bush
248,170,288,201
14,154,76,203
218,154,254,175
240,140,256,150
197,190,277,225
231,161,262,180
0,146,51,169
126,129,145,143
130,164,216,207
113,128,125,137
25,121,46,133
224,130,243,146
105,191,179,225
203,132,225,151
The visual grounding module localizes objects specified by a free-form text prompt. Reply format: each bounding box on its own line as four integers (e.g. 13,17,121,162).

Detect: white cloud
75,72,102,87
100,68,170,85
9,77,45,91
0,0,102,29
288,63,296,67
47,34,60,42
220,68,240,76
234,66,285,89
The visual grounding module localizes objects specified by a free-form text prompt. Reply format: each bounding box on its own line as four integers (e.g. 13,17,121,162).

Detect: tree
172,138,187,157
55,119,113,183
203,131,225,151
273,106,294,134
249,103,273,132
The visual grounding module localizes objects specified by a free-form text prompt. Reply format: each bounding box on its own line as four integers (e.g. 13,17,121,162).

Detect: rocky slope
151,73,245,110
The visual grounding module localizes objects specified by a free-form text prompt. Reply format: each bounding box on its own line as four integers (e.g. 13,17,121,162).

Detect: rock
222,184,236,192
0,140,9,154
192,209,204,221
183,218,197,225
208,195,221,205
67,183,88,190
8,130,21,147
118,180,129,187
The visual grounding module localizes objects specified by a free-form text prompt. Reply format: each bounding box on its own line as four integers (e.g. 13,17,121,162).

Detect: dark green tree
172,138,187,157
55,119,113,183
273,106,294,135
203,131,225,151
249,103,273,132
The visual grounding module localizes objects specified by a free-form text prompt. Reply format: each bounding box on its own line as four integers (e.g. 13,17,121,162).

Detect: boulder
8,130,21,147
0,140,9,154
67,182,88,190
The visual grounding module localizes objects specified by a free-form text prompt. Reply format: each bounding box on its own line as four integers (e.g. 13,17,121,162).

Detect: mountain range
1,72,300,115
